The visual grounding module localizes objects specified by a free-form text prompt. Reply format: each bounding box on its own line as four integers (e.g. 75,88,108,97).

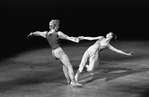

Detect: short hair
49,19,60,29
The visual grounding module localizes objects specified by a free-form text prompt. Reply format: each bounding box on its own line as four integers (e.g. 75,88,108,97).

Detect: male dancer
27,19,82,86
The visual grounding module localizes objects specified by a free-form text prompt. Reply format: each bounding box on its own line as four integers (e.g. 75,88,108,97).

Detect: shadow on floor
80,66,149,85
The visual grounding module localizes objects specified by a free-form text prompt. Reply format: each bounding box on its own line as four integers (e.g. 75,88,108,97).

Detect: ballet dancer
27,19,82,87
75,32,133,81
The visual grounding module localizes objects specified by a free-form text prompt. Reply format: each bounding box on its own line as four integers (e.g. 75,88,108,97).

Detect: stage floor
1,40,149,97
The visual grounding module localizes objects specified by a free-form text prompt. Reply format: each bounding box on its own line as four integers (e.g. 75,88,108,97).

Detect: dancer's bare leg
52,48,82,86
62,65,71,84
60,53,82,86
75,51,89,81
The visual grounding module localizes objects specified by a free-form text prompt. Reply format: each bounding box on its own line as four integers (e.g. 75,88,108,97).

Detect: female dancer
27,19,82,86
75,32,133,81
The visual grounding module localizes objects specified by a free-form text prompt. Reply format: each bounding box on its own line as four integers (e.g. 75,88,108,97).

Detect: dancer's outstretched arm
79,36,104,41
27,31,47,39
58,31,80,43
108,45,133,56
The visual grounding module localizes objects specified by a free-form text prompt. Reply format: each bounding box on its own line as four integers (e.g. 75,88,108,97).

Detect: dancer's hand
75,36,83,43
75,37,80,43
78,36,84,40
127,52,133,56
26,32,33,39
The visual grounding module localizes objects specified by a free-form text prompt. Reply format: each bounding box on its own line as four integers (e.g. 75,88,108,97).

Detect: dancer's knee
87,66,93,72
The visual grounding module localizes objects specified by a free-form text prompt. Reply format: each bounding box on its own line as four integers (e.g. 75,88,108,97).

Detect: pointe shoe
75,82,83,87
70,81,83,87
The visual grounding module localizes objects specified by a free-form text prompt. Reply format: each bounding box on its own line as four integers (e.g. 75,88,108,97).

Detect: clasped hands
75,36,84,43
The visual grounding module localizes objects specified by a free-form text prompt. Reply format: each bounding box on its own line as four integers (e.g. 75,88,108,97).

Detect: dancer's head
49,19,60,30
106,32,114,39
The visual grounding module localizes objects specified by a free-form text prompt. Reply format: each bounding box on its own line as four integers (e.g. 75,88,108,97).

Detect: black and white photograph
0,0,149,97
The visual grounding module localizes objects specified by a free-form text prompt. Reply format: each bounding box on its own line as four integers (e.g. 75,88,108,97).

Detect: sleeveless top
94,37,107,52
46,32,60,50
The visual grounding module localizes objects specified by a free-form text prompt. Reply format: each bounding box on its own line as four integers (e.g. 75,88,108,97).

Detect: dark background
0,0,149,58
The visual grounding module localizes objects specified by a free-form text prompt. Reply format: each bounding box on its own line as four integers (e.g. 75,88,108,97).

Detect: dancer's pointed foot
70,82,83,87
70,81,83,87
